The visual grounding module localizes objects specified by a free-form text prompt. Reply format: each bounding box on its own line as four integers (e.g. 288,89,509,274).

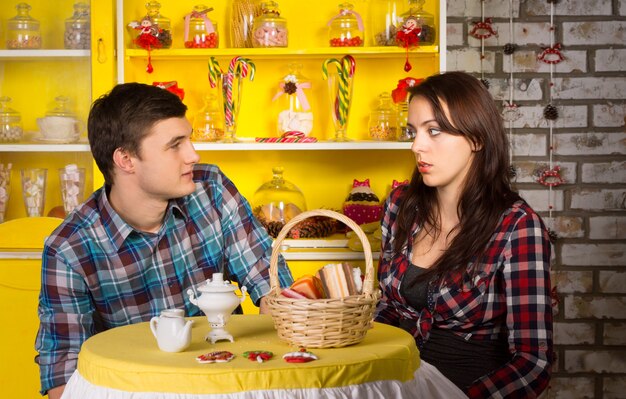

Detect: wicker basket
266,209,381,348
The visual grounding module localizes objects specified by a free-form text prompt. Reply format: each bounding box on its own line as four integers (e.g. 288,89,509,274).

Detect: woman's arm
466,209,553,398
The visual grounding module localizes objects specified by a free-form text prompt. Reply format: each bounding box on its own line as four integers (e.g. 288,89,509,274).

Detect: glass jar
0,97,23,143
396,100,414,141
370,0,406,46
129,1,172,49
251,1,287,48
368,92,398,141
6,3,42,49
230,0,261,48
192,94,224,141
65,2,90,49
276,63,313,136
398,0,436,46
253,167,306,226
184,5,218,48
328,2,364,47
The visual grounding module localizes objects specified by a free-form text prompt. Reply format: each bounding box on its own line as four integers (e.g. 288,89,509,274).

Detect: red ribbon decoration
392,179,409,189
537,43,565,64
469,18,498,39
538,166,565,187
396,17,421,72
391,77,422,103
353,178,370,188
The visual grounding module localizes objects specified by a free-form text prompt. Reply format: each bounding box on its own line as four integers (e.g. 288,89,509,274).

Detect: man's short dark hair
88,83,187,185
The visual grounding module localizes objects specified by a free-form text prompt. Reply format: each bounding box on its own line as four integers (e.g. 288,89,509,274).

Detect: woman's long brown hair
394,71,520,283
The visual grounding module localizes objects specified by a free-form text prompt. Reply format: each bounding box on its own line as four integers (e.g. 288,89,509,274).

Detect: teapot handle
240,286,247,304
149,317,159,339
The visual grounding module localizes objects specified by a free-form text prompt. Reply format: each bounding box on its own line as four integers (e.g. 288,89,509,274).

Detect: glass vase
326,72,354,141
0,164,11,223
221,72,244,143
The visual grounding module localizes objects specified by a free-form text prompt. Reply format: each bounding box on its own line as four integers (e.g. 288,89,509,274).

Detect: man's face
131,117,200,201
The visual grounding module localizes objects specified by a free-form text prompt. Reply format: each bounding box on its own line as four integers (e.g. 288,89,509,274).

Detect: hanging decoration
502,0,520,179
470,2,497,88
396,17,421,72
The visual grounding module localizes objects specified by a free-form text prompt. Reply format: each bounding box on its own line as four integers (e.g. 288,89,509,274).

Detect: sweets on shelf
343,178,383,225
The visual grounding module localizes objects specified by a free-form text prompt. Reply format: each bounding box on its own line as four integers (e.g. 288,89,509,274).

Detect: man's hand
47,384,65,399
259,296,270,314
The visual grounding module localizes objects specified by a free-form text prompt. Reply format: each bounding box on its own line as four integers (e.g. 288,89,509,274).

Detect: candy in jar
6,2,42,49
128,1,172,49
252,1,287,48
65,2,90,49
0,97,23,143
274,63,313,136
368,92,398,141
183,5,219,48
192,94,224,141
327,2,364,47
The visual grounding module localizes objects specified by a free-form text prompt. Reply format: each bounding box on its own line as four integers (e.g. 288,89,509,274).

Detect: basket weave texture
266,209,381,348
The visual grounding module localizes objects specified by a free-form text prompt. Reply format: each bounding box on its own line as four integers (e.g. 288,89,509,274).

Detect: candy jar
253,167,306,237
328,3,364,47
368,92,398,141
128,1,172,49
183,5,218,48
6,3,42,49
230,0,261,48
396,100,414,141
0,97,23,143
192,94,224,141
275,63,313,136
65,2,90,49
371,0,406,46
251,1,288,48
398,0,436,46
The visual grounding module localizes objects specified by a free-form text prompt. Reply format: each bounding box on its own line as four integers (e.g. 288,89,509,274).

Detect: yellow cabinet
0,1,115,222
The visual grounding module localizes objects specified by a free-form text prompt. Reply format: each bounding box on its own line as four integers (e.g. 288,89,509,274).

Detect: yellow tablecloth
72,315,421,397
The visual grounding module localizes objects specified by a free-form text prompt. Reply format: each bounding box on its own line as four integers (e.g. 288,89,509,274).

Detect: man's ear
113,148,135,173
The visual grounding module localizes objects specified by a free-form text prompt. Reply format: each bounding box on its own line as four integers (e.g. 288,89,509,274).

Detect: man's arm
47,384,65,399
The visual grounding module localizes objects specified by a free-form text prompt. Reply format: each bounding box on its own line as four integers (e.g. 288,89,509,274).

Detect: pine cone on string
548,228,558,244
508,165,518,179
480,78,490,88
544,104,559,120
503,43,517,55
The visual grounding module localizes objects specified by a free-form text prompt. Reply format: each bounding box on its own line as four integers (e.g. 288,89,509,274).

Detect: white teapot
149,309,194,353
187,273,247,344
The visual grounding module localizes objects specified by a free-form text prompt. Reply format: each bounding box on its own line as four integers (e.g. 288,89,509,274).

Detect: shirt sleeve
466,211,553,398
216,171,293,305
35,245,96,395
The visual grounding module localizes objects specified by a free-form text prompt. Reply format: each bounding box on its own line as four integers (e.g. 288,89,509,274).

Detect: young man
35,83,294,398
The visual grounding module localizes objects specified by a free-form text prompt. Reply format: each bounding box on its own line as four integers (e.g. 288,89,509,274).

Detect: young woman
375,71,553,398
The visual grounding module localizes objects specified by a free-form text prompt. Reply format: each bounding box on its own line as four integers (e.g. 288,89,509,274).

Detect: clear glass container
65,2,90,49
230,0,261,48
276,63,313,136
129,1,172,49
0,97,23,143
253,166,306,224
328,2,364,47
371,0,406,46
398,0,436,46
396,100,414,141
369,92,398,141
192,94,224,141
184,5,218,48
251,1,287,48
46,96,76,118
6,3,42,49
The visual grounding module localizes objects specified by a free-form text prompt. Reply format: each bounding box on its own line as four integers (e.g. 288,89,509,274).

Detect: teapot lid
197,273,238,293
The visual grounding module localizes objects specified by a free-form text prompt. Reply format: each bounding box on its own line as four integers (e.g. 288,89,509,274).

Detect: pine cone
508,165,517,179
266,221,285,238
544,104,559,120
288,217,337,239
503,43,517,55
480,78,490,88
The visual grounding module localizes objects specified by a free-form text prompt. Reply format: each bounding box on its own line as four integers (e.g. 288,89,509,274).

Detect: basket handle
269,209,375,296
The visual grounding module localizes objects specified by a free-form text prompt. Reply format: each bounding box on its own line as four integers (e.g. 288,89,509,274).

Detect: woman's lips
418,161,432,173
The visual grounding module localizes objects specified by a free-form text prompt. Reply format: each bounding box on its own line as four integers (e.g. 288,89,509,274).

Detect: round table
64,314,429,398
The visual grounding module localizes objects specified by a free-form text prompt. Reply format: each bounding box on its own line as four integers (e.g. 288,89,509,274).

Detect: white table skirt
62,360,467,399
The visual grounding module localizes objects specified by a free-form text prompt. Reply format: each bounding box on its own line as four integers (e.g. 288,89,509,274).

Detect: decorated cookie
283,348,318,363
195,351,235,364
243,350,274,363
343,179,383,225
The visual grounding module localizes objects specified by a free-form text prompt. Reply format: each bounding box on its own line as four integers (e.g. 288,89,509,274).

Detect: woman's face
408,96,476,197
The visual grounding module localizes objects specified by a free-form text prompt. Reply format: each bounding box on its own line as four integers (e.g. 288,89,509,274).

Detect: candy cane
208,56,222,88
223,57,256,127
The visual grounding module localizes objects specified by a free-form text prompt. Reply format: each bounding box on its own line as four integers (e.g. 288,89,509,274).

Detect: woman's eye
428,128,441,136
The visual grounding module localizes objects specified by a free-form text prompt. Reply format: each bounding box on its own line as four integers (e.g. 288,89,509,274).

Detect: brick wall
445,1,625,398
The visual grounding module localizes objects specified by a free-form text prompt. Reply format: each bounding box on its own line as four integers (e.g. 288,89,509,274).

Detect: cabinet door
0,1,115,222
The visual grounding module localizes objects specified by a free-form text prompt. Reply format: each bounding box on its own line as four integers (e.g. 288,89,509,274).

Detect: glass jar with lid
253,167,306,236
398,0,436,46
370,0,407,46
184,5,219,48
0,97,23,143
192,94,224,141
37,96,82,142
368,92,398,141
230,0,261,48
65,2,90,49
128,1,172,49
328,2,364,47
251,1,287,48
6,3,42,49
276,63,313,136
